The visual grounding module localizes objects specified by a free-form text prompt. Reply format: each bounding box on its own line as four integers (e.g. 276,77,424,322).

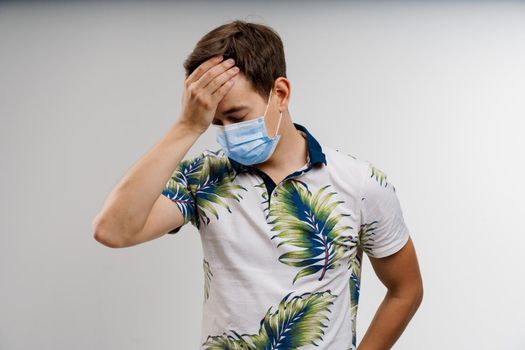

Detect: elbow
93,229,125,248
408,283,424,311
92,215,129,248
409,281,424,306
389,282,424,309
416,284,424,307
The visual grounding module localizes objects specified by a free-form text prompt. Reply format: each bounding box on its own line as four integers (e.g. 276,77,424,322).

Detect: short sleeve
358,162,410,258
161,157,201,234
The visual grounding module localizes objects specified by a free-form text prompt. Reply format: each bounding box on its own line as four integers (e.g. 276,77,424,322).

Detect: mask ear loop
262,87,272,119
265,87,284,139
273,110,283,138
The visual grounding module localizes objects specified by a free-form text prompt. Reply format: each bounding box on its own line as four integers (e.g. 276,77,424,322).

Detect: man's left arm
356,161,423,349
357,236,423,350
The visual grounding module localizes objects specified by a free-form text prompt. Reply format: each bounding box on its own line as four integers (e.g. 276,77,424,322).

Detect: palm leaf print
347,250,362,350
267,180,353,284
189,150,248,225
178,153,205,184
203,258,213,302
163,156,204,225
360,162,402,256
357,221,378,257
369,163,388,187
202,289,337,350
254,181,271,219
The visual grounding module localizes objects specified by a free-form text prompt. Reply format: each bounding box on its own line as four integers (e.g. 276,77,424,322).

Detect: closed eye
212,114,247,125
231,114,246,121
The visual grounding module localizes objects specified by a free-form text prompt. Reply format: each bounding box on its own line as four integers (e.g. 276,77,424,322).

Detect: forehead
215,74,262,113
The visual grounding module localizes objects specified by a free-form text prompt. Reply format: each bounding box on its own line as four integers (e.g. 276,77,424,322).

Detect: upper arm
121,158,200,247
368,236,423,298
358,161,422,296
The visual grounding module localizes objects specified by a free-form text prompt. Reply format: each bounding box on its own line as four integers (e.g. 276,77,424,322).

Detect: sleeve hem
368,227,410,258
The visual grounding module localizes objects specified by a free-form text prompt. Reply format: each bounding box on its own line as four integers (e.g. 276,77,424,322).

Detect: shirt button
273,192,278,197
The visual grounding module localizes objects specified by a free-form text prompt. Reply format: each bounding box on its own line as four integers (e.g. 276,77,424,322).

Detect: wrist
172,119,205,138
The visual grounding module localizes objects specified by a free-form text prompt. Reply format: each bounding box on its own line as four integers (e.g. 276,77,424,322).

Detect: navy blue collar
228,122,327,173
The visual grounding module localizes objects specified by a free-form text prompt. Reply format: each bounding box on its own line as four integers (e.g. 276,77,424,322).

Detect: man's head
183,20,291,132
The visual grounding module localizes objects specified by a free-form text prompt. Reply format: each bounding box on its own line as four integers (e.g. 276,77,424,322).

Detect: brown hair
183,19,287,99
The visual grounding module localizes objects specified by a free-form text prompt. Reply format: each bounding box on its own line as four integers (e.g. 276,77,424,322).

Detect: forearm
357,291,421,350
92,119,201,246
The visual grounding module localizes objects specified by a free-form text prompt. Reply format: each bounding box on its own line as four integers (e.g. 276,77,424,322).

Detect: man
93,20,423,350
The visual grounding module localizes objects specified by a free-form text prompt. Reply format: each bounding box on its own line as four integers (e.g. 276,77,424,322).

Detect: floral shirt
161,122,411,350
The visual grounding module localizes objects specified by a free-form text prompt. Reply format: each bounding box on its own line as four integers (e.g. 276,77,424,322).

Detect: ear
273,77,291,112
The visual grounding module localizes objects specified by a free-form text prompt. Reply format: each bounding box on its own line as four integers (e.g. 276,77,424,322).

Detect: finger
210,73,237,104
204,65,239,96
193,57,236,91
184,55,223,86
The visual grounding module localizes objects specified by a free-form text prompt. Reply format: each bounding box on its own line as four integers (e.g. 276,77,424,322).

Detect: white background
1,1,524,349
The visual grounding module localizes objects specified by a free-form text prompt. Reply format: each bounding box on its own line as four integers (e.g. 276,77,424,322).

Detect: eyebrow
221,105,248,116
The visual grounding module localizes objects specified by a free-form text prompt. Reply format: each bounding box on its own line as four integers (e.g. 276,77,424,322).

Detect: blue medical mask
215,88,283,166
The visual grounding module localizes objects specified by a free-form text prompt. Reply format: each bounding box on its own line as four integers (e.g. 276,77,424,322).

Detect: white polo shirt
161,122,411,350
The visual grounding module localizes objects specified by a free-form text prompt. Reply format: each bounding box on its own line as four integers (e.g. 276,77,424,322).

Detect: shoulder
200,147,234,171
321,144,394,192
201,147,228,159
179,147,229,169
177,147,234,181
321,144,372,179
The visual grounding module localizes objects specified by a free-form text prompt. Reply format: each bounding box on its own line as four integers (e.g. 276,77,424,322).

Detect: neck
254,113,308,173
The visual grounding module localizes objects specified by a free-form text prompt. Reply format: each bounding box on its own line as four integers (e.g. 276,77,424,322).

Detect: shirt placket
253,156,311,211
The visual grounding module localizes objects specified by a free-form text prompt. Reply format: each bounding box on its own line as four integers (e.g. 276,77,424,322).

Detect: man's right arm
92,54,239,248
92,121,201,248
